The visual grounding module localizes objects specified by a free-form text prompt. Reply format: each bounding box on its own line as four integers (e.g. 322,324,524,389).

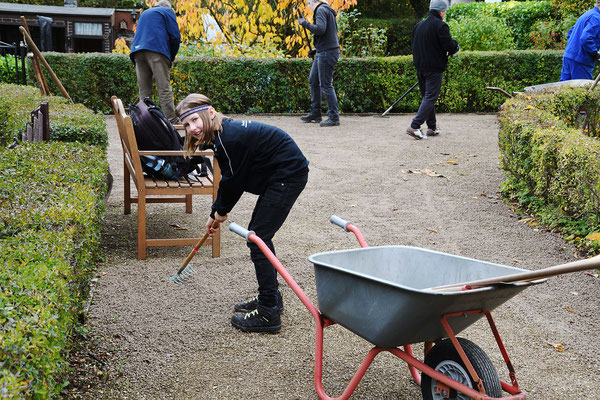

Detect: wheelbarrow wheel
421,337,502,399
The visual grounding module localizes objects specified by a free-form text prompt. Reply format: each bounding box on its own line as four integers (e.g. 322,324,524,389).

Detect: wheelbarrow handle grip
228,222,254,241
330,215,352,231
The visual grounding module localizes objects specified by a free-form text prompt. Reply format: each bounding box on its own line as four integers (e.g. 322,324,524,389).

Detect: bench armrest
137,150,214,157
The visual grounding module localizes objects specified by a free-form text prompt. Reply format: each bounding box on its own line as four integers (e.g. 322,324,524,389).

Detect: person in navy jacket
130,0,181,123
406,0,458,140
177,93,309,333
560,1,600,81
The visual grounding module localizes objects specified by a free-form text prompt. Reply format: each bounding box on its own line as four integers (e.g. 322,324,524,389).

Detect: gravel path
68,113,599,399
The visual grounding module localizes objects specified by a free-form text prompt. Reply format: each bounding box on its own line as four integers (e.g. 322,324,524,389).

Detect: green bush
36,51,565,115
0,83,108,148
359,17,420,56
528,17,576,50
446,1,557,50
339,10,388,57
550,0,591,18
0,54,26,85
498,86,600,254
447,15,516,51
0,141,108,398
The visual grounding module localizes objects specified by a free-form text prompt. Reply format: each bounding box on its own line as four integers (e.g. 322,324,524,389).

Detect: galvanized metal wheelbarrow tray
228,216,547,399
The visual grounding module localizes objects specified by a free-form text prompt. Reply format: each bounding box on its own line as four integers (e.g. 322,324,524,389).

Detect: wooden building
0,2,138,53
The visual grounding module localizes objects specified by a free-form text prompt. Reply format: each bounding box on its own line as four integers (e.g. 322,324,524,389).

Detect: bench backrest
111,96,146,191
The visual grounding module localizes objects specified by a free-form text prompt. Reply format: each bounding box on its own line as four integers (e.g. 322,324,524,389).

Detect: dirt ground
66,112,599,399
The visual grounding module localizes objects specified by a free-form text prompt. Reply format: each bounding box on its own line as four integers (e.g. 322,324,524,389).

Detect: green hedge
0,141,108,398
0,84,108,148
37,51,566,115
498,87,600,253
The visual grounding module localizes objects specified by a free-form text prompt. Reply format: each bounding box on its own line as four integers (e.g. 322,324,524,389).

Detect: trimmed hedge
0,84,108,148
0,84,109,398
498,86,600,253
0,141,108,398
37,51,566,115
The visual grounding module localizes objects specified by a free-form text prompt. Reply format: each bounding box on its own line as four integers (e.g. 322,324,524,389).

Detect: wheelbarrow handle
330,215,352,231
228,222,254,242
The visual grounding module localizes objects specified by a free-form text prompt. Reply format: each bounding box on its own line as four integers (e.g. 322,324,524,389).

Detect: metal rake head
169,265,196,285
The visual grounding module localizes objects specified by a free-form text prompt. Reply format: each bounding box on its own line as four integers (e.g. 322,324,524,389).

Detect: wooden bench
111,96,220,259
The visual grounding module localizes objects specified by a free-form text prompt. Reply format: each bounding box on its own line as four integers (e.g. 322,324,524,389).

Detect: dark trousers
411,71,443,130
309,48,340,120
246,173,308,309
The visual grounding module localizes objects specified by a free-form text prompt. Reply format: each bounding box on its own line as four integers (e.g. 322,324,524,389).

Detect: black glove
308,49,316,59
298,17,306,26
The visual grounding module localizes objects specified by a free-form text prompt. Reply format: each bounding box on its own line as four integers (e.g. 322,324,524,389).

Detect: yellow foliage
112,37,130,55
172,0,357,58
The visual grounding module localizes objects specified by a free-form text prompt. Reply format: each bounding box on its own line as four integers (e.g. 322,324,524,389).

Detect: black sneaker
231,308,282,333
319,118,340,127
233,291,284,313
300,113,322,123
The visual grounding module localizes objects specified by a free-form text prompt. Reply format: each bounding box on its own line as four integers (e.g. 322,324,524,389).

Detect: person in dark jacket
177,93,309,333
298,0,341,127
130,0,181,123
406,0,458,140
560,1,600,81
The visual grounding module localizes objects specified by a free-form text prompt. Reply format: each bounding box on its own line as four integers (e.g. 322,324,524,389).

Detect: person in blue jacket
130,0,181,123
177,93,309,333
560,1,600,81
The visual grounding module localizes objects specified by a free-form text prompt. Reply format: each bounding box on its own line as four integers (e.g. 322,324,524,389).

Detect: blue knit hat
430,0,449,12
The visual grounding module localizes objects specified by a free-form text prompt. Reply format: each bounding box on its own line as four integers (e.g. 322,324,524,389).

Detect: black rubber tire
421,337,502,399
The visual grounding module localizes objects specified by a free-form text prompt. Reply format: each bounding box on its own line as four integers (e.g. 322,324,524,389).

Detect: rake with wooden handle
170,220,219,285
427,254,600,292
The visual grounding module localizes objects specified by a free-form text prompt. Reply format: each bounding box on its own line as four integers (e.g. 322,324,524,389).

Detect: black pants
309,48,340,120
411,71,443,130
246,173,308,309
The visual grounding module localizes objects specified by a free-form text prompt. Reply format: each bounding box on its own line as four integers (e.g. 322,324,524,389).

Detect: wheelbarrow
228,216,598,399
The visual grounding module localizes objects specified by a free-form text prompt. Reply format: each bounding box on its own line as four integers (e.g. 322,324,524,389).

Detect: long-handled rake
374,81,419,118
170,220,219,285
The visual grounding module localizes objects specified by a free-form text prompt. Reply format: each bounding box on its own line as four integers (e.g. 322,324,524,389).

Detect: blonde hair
176,94,224,158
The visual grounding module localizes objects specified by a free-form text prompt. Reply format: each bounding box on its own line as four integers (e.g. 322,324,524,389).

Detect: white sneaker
406,127,427,140
426,128,441,137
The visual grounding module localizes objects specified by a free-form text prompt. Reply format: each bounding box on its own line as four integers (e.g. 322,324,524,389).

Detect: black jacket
211,119,309,217
301,3,339,52
411,11,459,73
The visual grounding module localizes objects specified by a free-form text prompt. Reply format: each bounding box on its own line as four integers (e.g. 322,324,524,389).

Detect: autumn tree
171,0,357,57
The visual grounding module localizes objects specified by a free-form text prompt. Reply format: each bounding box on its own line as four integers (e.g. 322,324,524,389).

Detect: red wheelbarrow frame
228,219,526,400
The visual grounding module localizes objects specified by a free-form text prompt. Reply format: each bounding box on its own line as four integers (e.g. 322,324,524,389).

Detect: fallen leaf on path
446,160,458,165
427,228,437,233
518,218,533,223
170,224,187,230
585,231,600,243
402,169,445,178
585,272,599,278
545,341,566,352
565,307,574,313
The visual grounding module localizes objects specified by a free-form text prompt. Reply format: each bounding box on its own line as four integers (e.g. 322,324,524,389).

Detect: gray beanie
430,0,449,12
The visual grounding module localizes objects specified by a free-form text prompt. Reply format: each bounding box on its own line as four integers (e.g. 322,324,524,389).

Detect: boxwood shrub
36,50,565,115
0,141,108,398
498,86,600,253
0,84,108,148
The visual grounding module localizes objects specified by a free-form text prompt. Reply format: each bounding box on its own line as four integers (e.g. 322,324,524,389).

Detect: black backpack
129,98,211,179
